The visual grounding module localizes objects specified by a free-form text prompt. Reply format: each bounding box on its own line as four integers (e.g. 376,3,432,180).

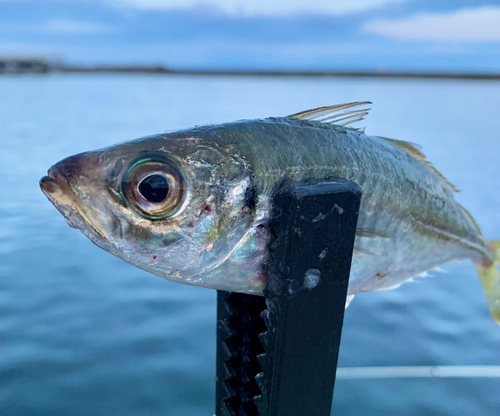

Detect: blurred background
1,1,500,415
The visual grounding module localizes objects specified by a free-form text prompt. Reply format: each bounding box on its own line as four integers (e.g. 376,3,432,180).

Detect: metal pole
216,180,361,416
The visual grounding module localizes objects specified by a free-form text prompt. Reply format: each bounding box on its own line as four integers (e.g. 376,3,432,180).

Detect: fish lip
39,175,57,195
47,166,57,180
40,166,67,196
40,166,106,239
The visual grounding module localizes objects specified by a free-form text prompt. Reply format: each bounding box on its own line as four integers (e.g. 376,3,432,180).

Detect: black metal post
216,180,361,416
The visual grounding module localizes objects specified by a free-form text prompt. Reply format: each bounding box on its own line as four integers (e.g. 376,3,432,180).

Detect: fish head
40,133,268,293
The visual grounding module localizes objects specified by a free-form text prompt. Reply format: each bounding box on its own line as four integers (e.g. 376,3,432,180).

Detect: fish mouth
40,166,106,239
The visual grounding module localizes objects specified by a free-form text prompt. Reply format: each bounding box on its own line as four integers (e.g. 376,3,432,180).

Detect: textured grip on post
215,180,361,416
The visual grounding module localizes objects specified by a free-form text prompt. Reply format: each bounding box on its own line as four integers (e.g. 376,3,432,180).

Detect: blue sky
0,0,499,71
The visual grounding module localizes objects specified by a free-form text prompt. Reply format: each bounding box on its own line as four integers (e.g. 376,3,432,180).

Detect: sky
0,0,499,72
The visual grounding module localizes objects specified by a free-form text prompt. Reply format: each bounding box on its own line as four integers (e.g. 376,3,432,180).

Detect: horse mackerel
39,102,500,325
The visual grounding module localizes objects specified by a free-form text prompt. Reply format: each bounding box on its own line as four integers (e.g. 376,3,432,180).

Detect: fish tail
475,240,500,325
487,240,500,261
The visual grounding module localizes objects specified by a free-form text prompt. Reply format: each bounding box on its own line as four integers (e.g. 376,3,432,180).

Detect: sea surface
1,74,500,415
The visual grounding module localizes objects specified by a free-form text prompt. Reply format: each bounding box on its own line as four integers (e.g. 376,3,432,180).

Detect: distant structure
0,57,50,74
1,55,499,80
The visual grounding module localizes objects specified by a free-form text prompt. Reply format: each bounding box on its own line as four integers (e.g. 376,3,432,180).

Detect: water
1,74,500,415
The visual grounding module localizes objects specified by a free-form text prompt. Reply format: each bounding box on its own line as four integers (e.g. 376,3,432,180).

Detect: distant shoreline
58,66,500,80
1,58,499,80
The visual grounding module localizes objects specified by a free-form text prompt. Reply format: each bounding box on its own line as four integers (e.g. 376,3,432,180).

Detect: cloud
363,6,500,42
43,18,110,34
109,0,406,16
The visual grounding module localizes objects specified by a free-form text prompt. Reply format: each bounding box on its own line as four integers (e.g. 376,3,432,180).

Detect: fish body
40,102,500,324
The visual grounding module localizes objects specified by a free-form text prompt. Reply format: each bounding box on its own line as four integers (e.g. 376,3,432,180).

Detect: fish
39,101,500,325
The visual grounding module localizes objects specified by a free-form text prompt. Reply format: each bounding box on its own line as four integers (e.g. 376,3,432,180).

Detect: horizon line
1,57,499,80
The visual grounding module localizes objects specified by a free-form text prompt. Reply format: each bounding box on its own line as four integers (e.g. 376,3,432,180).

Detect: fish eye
138,175,169,203
123,159,186,219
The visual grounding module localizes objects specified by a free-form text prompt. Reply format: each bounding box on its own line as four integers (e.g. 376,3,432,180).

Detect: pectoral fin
345,295,355,308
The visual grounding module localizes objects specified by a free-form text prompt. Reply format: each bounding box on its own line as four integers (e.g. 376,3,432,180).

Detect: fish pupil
138,175,169,203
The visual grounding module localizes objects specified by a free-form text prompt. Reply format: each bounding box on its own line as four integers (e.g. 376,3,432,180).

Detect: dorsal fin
380,136,460,193
287,101,371,130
